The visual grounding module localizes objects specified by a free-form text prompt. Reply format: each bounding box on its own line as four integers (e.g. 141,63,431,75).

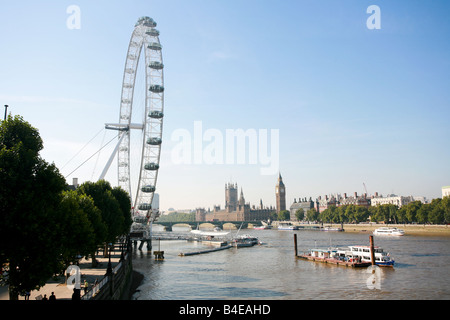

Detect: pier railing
81,241,133,300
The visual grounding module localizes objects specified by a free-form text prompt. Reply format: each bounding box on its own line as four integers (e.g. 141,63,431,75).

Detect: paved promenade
0,249,122,301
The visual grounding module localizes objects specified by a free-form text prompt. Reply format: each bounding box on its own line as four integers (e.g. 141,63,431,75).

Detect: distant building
195,183,274,222
67,177,79,191
225,183,239,211
275,173,286,213
442,186,450,198
411,196,429,204
289,198,314,221
370,194,414,208
315,192,371,213
290,191,372,215
152,193,159,211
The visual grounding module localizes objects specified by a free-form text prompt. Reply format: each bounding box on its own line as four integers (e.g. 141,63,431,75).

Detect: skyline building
275,173,286,213
195,181,276,222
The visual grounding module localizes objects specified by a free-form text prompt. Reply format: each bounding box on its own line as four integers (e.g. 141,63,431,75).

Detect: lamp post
107,242,113,274
4,105,8,121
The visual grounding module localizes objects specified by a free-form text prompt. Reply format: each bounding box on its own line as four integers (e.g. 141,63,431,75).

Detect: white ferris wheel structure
101,16,164,226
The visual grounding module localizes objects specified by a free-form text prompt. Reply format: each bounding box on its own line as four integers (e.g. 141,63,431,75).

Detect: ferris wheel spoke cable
61,127,105,171
64,133,119,179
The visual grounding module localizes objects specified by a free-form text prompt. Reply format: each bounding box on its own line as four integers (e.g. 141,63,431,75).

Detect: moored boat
297,244,395,267
297,248,371,268
348,245,395,267
231,234,261,247
278,223,299,230
373,227,405,236
254,225,272,230
321,226,344,232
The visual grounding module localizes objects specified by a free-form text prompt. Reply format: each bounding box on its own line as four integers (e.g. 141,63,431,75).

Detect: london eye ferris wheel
102,16,164,225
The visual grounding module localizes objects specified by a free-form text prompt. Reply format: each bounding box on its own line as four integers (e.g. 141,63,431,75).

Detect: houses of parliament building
195,174,287,222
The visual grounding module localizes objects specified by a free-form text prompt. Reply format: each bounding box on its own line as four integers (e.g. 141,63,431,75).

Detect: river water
131,227,450,300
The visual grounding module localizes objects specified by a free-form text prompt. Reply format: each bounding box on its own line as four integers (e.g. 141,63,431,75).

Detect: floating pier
296,254,372,268
294,234,372,268
178,244,232,256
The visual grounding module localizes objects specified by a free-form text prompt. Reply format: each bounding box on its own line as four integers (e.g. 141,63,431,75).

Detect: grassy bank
279,221,450,236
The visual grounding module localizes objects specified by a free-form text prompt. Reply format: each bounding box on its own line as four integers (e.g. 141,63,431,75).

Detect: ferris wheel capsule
149,85,164,93
148,42,162,51
149,111,164,119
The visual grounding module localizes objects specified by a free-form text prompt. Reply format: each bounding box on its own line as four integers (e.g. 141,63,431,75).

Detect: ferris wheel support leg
99,132,127,181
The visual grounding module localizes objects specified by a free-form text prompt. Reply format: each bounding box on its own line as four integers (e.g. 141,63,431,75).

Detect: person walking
83,280,89,294
49,292,56,301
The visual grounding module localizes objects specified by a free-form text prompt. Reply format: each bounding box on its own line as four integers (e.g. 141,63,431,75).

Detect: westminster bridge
152,220,264,231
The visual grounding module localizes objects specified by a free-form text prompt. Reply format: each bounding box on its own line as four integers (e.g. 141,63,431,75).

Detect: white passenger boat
278,223,299,230
321,226,344,232
348,245,395,267
254,225,272,230
373,227,405,236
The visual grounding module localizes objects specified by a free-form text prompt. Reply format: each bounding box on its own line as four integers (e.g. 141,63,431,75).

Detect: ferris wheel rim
117,16,164,221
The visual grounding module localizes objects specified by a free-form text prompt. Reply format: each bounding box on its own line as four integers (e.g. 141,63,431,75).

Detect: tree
320,206,338,224
158,211,196,222
0,115,66,300
306,208,318,222
405,201,422,223
353,206,370,223
278,210,290,221
295,208,305,221
336,206,349,227
442,196,450,224
111,186,133,235
428,198,444,225
77,180,126,243
56,191,95,271
77,193,107,267
396,206,407,224
416,205,430,225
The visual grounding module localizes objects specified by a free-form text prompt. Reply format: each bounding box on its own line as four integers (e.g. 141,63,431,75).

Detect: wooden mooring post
154,238,164,260
294,234,298,257
369,235,376,265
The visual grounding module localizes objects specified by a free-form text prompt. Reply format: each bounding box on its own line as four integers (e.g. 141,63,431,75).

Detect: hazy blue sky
1,0,449,211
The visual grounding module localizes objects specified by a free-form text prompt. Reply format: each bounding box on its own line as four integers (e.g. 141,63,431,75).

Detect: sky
1,0,449,212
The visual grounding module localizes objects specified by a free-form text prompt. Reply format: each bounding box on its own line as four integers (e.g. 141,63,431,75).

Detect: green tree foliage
158,211,196,222
0,116,134,299
442,196,450,223
77,193,107,267
295,208,305,221
56,191,95,270
76,180,129,242
0,115,66,300
306,208,319,222
278,210,290,221
111,186,133,235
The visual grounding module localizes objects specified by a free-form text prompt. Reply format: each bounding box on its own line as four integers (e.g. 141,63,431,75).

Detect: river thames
131,227,450,300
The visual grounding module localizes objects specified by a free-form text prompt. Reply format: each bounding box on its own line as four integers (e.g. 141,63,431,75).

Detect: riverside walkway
0,248,122,301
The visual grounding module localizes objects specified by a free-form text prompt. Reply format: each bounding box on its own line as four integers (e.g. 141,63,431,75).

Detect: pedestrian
72,288,81,301
24,291,30,300
83,280,89,294
49,292,56,301
42,294,48,301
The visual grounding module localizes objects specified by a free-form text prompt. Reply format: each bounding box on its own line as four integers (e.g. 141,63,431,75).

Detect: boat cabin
310,249,336,259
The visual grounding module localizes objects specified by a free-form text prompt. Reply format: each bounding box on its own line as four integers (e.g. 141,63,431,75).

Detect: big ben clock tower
276,173,286,213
